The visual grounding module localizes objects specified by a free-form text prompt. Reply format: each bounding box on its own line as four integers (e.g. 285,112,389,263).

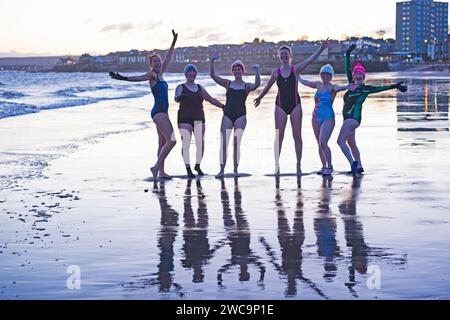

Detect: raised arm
209,51,230,88
109,71,153,82
295,38,333,75
247,64,261,92
297,75,319,89
161,30,178,73
345,44,356,83
201,86,225,109
253,68,277,107
367,81,407,95
332,83,355,93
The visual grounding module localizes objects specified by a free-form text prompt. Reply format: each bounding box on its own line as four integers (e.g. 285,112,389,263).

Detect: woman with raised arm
298,64,355,176
109,30,178,180
337,44,407,175
174,64,224,179
210,51,260,178
254,39,332,176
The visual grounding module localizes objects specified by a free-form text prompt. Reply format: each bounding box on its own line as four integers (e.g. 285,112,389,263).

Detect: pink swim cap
352,63,366,78
231,60,245,74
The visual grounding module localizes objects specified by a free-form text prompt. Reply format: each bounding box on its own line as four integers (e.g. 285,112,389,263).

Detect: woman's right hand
171,29,178,44
109,72,128,81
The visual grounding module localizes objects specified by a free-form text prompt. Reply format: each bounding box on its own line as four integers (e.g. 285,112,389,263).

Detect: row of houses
55,37,407,69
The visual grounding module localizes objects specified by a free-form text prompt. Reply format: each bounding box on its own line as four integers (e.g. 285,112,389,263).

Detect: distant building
55,56,77,66
396,0,449,60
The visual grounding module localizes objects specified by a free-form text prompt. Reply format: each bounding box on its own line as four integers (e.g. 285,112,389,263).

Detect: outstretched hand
395,81,408,92
210,51,220,61
254,97,262,108
346,44,357,55
320,38,333,51
109,72,128,81
172,29,178,43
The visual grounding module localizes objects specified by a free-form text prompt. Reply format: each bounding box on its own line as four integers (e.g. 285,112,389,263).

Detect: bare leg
232,116,247,176
312,117,326,170
157,127,166,175
217,116,233,179
337,119,360,167
194,121,206,176
319,118,335,169
178,123,195,177
178,123,193,166
193,121,205,166
290,105,303,175
151,113,177,180
347,130,362,169
274,106,288,175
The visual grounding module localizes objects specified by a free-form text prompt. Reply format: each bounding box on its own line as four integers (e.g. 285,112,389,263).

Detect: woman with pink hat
337,44,408,175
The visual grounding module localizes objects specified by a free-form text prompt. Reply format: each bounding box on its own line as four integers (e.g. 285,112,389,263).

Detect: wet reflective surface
1,72,449,299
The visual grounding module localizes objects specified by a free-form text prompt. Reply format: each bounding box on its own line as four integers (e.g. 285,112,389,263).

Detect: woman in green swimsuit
337,44,407,175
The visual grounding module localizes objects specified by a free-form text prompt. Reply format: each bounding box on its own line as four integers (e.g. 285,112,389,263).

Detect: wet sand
1,73,450,299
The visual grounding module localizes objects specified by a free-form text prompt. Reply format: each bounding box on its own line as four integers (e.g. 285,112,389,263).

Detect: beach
0,71,450,299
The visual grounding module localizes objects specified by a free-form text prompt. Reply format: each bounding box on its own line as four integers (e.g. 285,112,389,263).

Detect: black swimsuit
223,82,248,123
276,65,300,115
177,84,205,127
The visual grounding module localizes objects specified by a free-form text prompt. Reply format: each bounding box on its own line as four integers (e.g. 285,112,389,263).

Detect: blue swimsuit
313,85,335,125
150,79,169,118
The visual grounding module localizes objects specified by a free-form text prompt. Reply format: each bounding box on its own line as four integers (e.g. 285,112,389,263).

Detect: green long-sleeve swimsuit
343,53,396,124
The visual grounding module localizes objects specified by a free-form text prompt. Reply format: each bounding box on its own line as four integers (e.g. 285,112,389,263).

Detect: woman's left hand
320,38,333,50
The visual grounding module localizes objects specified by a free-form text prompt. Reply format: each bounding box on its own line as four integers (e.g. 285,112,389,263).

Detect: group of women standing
109,30,407,180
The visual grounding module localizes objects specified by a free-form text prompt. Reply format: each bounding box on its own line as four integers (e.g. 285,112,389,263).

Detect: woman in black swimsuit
174,64,224,178
210,51,260,178
254,40,332,176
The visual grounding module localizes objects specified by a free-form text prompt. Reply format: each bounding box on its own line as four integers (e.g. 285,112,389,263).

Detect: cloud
99,21,163,33
100,23,136,33
183,27,231,44
244,19,282,38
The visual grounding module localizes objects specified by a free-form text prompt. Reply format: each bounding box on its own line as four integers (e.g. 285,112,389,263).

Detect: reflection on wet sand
339,177,408,298
123,176,407,299
339,176,368,297
181,180,212,283
217,178,266,289
123,181,185,297
314,177,340,282
260,177,327,298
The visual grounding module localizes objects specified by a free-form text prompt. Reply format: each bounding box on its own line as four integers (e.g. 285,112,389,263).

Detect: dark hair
278,46,292,54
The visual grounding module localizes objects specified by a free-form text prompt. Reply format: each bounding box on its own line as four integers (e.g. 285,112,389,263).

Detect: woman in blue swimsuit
298,64,354,176
110,30,178,180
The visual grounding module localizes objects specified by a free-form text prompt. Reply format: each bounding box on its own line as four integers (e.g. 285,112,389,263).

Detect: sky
0,0,409,57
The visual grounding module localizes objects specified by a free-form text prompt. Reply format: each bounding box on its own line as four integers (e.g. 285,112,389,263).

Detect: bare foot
159,172,172,180
274,165,281,176
215,171,225,179
150,167,159,180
